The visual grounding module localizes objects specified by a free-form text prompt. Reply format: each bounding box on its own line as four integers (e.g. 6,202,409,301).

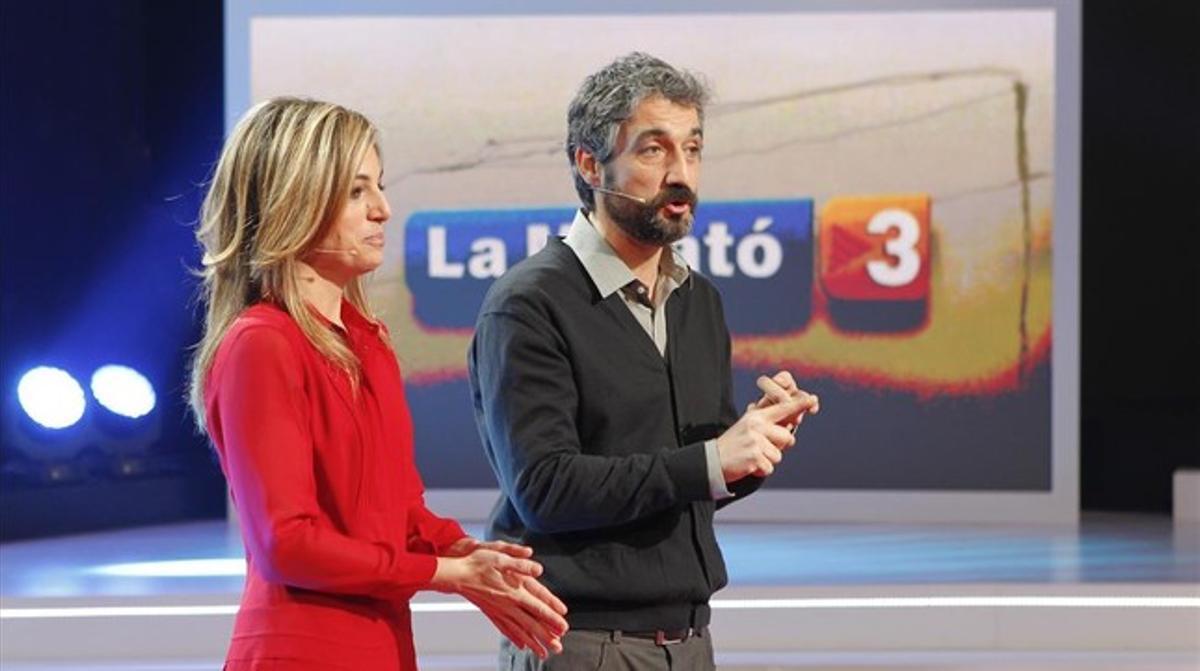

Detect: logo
819,194,931,302
817,194,931,333
404,199,813,334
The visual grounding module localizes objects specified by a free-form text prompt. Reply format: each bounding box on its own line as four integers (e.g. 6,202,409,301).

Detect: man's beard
601,181,698,246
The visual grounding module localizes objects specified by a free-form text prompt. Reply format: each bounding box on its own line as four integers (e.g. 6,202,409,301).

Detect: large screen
227,1,1080,522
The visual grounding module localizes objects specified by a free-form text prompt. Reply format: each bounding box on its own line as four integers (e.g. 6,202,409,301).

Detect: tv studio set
1,1,1196,669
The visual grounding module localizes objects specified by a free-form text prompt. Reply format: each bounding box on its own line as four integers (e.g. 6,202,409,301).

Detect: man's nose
663,150,694,188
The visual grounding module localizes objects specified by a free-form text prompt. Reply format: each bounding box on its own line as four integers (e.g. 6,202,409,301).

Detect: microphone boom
592,186,648,205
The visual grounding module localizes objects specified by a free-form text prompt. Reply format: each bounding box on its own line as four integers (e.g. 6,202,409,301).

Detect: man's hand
753,371,820,432
716,397,812,483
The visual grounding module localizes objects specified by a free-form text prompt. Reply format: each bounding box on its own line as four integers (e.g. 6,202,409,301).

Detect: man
469,52,819,670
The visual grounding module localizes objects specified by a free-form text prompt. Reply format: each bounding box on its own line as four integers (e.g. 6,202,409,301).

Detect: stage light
89,558,245,578
90,365,156,419
6,367,92,481
86,364,163,479
16,367,86,429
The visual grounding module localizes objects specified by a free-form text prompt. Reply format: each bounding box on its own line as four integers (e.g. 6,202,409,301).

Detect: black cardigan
468,237,761,631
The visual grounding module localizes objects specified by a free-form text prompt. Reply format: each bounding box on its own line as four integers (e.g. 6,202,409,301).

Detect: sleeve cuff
662,441,714,503
705,439,734,501
434,525,469,554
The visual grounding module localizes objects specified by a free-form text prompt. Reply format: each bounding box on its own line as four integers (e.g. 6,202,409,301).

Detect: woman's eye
350,187,364,198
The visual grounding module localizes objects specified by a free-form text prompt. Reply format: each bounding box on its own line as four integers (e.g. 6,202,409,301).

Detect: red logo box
819,194,931,302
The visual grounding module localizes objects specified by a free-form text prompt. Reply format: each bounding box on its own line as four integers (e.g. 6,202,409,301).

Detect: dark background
0,2,1195,540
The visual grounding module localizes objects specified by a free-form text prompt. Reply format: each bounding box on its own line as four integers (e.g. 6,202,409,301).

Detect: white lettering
865,209,921,287
427,216,788,281
736,217,783,278
428,227,464,278
703,222,736,277
468,237,507,278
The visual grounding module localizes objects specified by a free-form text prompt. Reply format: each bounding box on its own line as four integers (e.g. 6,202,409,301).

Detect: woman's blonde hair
188,97,380,428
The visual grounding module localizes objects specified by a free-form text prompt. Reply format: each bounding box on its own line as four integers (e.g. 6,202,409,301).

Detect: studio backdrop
226,0,1080,523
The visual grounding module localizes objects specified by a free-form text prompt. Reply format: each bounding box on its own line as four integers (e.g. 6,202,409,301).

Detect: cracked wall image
250,10,1056,491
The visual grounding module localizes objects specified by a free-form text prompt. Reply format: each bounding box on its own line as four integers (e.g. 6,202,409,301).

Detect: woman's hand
442,537,533,560
432,548,568,659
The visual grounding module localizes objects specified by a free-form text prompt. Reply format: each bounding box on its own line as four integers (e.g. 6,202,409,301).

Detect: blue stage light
90,365,156,419
89,558,246,578
16,367,86,429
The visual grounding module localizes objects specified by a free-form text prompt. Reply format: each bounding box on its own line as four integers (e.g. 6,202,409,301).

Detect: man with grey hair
470,52,819,669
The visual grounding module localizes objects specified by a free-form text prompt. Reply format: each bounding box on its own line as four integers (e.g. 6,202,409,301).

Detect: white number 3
866,208,921,287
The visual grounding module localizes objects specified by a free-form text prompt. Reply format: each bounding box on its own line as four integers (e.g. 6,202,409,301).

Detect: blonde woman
190,97,567,670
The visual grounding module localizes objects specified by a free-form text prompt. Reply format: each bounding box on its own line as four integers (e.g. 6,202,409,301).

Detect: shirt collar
563,209,692,299
659,243,690,288
340,299,381,335
307,298,381,336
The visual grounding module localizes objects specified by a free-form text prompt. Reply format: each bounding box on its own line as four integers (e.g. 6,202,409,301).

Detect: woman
189,97,567,669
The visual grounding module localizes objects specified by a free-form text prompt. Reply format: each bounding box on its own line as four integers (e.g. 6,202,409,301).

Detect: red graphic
819,195,931,301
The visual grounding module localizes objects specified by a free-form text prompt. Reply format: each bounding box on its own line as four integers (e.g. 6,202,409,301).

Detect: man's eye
686,145,703,158
640,145,664,157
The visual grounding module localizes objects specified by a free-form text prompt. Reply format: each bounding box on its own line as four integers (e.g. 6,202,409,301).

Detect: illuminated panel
819,194,931,303
403,199,813,335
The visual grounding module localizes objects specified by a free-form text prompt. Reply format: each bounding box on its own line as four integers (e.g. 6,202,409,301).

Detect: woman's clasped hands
434,538,568,659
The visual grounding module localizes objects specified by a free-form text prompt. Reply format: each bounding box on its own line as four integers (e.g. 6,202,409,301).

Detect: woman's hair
188,97,380,429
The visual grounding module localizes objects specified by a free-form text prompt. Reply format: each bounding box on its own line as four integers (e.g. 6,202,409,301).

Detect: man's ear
575,147,601,187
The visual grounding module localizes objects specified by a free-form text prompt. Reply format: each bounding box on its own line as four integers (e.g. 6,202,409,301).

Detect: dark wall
0,2,227,539
1080,1,1199,512
0,2,1195,539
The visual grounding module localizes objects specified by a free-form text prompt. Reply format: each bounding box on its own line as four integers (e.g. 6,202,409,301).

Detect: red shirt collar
307,298,382,337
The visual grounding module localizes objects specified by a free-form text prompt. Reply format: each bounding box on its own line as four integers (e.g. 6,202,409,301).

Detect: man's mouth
662,201,691,216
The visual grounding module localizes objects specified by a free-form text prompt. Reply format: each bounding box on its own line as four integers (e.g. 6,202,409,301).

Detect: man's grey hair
566,52,710,211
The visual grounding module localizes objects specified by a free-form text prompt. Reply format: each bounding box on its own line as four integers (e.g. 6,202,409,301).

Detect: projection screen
225,0,1080,523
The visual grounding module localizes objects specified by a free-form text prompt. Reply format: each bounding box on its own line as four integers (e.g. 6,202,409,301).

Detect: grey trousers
500,629,715,671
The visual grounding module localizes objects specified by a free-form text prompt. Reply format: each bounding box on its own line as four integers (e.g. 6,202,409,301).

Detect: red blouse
204,301,466,670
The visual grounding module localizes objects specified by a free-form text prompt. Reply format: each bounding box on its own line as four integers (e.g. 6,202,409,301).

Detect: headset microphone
591,185,648,205
312,248,359,256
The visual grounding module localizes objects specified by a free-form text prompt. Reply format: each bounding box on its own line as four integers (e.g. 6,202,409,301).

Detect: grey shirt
563,209,733,500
